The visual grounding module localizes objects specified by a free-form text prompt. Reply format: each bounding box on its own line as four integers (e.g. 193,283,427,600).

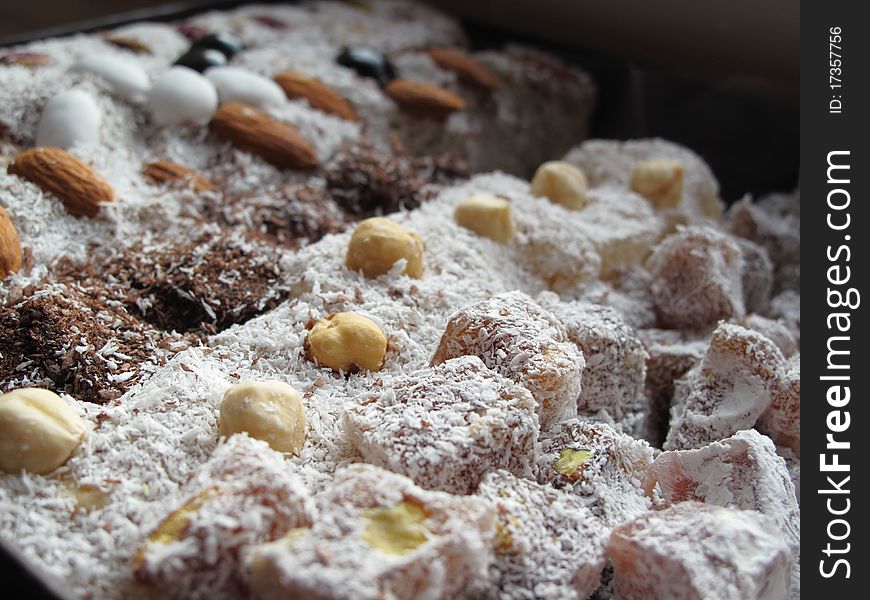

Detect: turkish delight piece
431,292,584,430
767,290,801,347
735,314,798,359
562,138,725,223
344,356,540,494
727,193,800,293
134,435,315,599
542,299,648,420
639,328,708,446
664,323,785,451
477,470,607,600
648,225,745,329
608,502,791,600
735,238,774,314
757,354,800,457
645,430,800,598
247,464,494,600
538,419,654,527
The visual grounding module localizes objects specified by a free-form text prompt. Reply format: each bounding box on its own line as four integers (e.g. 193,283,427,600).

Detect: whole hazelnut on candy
305,312,387,373
530,161,590,210
346,217,424,279
0,388,86,475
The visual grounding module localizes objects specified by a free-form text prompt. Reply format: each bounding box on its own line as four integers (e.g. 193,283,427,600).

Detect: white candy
148,66,218,126
35,90,102,148
71,54,151,103
205,66,285,108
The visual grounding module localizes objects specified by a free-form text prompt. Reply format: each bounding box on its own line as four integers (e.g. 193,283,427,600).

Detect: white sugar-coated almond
205,66,286,109
71,54,151,103
35,90,102,148
148,66,218,126
0,387,86,475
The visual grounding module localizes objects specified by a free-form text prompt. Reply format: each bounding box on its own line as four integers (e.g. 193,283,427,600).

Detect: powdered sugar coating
345,356,540,494
756,354,800,457
648,226,745,329
431,292,584,431
538,419,655,527
664,323,785,450
646,430,800,598
247,463,495,600
608,502,791,600
478,470,607,600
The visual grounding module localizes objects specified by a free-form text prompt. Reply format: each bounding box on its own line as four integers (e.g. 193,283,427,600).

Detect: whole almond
273,71,357,121
143,160,216,193
210,102,318,170
383,79,464,119
0,205,22,277
428,48,501,91
7,147,115,218
103,35,152,54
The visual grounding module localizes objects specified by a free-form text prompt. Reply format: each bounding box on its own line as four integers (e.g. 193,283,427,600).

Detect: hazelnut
0,388,86,474
530,161,590,210
362,502,429,556
454,194,516,243
346,217,424,279
305,312,387,373
219,380,306,454
630,159,684,208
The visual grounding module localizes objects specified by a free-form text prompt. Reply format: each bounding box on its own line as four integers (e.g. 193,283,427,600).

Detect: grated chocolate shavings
0,282,183,404
324,144,468,218
69,231,290,336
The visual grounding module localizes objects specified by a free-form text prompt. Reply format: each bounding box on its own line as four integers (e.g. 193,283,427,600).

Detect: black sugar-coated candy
174,47,228,73
336,47,396,86
191,32,244,59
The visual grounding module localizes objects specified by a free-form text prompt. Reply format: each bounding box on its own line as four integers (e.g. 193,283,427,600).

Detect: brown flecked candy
638,328,707,445
647,225,745,329
543,300,648,420
727,193,800,293
247,463,495,600
134,435,315,599
734,314,798,359
477,470,607,600
645,429,800,597
735,238,774,314
538,419,654,527
431,291,584,431
344,356,539,495
664,323,785,451
608,502,791,600
757,354,800,456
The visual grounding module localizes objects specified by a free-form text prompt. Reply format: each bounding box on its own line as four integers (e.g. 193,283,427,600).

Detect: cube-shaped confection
134,435,315,598
477,470,607,600
545,301,648,420
431,292,584,431
638,328,707,443
538,419,654,527
247,464,495,600
562,138,725,223
345,356,540,494
757,354,800,456
735,238,774,314
609,502,791,600
646,429,799,567
664,323,785,451
648,226,745,329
